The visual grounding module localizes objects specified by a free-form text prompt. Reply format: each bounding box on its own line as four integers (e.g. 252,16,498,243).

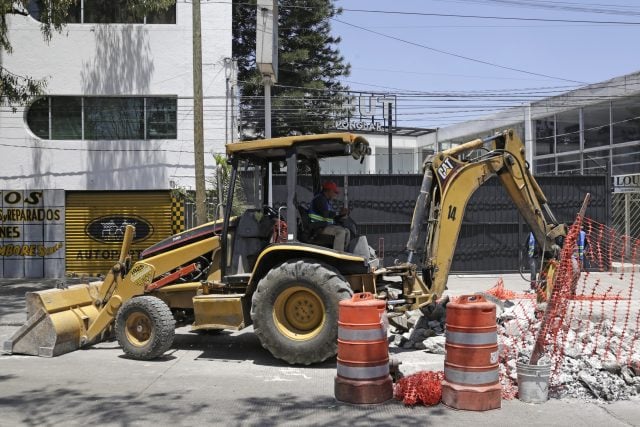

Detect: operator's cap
322,181,339,194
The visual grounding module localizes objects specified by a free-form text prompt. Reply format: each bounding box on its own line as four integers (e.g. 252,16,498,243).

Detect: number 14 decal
447,205,457,220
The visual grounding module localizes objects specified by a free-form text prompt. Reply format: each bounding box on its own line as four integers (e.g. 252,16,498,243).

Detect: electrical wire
332,18,587,84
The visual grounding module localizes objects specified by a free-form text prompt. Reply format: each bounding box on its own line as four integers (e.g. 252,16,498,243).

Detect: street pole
388,102,393,174
192,0,207,226
265,75,273,207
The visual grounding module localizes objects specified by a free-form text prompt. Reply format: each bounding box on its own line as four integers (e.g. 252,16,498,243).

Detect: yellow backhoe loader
4,130,569,364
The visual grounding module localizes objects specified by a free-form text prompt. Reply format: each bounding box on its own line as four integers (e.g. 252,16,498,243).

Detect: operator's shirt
309,192,337,224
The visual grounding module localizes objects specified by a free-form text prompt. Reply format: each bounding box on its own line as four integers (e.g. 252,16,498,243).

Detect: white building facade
2,1,233,192
0,2,233,278
418,71,640,178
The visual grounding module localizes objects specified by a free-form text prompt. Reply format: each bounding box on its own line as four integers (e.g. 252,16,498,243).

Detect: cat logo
437,157,455,180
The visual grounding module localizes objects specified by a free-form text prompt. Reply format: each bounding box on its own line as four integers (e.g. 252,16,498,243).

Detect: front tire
115,296,176,360
251,259,353,365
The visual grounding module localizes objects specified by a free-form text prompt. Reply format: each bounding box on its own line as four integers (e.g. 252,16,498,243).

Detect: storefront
0,190,65,278
65,191,180,276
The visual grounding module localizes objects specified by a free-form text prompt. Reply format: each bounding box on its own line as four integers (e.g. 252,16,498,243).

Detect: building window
534,116,554,155
584,149,610,175
583,102,611,149
26,96,177,140
147,4,177,24
84,0,138,24
26,97,49,139
28,0,176,24
51,97,82,139
535,157,555,175
557,153,581,174
612,144,640,175
85,97,144,140
612,97,640,145
556,111,580,153
146,98,177,139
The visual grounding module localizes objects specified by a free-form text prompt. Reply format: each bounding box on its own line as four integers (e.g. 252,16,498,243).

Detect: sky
330,0,640,129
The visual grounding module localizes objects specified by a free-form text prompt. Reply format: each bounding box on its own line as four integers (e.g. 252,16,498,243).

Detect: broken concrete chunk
422,336,446,355
621,366,635,385
601,361,622,374
578,371,602,399
388,314,409,333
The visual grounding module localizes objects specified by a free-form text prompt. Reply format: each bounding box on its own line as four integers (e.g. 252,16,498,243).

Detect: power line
337,7,640,25
333,18,587,84
226,0,640,25
430,0,640,17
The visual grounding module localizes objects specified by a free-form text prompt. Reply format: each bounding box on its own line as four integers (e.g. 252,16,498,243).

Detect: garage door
66,191,174,275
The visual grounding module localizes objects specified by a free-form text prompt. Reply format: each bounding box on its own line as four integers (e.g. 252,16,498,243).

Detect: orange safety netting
491,215,640,397
394,371,444,406
485,278,535,300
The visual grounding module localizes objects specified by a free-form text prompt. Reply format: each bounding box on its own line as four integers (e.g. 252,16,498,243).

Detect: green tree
0,0,174,109
232,0,350,138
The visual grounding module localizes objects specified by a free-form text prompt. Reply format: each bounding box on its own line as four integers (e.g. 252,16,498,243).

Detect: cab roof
225,133,370,162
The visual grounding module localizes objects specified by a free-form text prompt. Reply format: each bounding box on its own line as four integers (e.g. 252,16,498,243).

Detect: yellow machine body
4,130,572,363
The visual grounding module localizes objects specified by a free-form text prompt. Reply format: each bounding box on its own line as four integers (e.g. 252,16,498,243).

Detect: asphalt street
0,274,638,426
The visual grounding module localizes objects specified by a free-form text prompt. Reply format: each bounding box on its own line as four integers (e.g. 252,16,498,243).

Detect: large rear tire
251,259,353,365
115,296,176,360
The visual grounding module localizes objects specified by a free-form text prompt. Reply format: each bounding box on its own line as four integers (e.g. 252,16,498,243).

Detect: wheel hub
273,285,326,341
125,312,152,346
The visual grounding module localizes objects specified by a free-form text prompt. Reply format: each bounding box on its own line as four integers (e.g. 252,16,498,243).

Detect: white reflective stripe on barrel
338,326,386,341
445,330,497,345
444,366,499,385
337,363,389,380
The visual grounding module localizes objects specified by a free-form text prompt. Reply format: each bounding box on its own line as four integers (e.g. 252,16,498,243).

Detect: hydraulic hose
406,161,434,264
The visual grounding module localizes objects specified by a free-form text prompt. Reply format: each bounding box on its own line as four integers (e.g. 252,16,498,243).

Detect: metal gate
611,193,640,259
270,174,609,273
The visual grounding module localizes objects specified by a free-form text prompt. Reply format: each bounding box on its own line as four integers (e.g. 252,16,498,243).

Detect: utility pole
264,75,273,206
256,0,278,206
192,0,207,226
388,102,393,174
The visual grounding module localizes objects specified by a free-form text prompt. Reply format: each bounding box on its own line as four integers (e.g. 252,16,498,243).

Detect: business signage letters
613,174,640,194
0,190,65,278
334,92,397,133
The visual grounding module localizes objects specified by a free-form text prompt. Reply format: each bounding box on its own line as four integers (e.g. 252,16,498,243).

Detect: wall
1,3,231,192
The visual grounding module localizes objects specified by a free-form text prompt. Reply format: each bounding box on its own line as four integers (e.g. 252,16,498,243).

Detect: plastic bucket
516,361,551,403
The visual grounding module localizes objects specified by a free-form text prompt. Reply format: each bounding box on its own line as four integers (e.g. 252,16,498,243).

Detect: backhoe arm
410,129,565,298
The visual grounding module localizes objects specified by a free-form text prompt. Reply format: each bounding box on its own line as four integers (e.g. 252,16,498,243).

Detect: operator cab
220,133,373,278
225,133,371,243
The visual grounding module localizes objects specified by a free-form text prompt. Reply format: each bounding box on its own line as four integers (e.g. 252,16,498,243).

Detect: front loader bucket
3,282,103,357
3,225,136,358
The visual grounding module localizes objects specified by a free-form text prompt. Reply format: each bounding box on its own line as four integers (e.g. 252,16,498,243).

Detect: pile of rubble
387,296,448,354
385,292,640,401
498,303,640,401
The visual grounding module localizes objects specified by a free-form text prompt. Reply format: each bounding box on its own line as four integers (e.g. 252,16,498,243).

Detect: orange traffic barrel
334,292,393,404
441,294,501,410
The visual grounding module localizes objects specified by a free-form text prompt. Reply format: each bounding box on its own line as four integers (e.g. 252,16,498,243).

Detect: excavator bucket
3,225,136,357
3,282,103,357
